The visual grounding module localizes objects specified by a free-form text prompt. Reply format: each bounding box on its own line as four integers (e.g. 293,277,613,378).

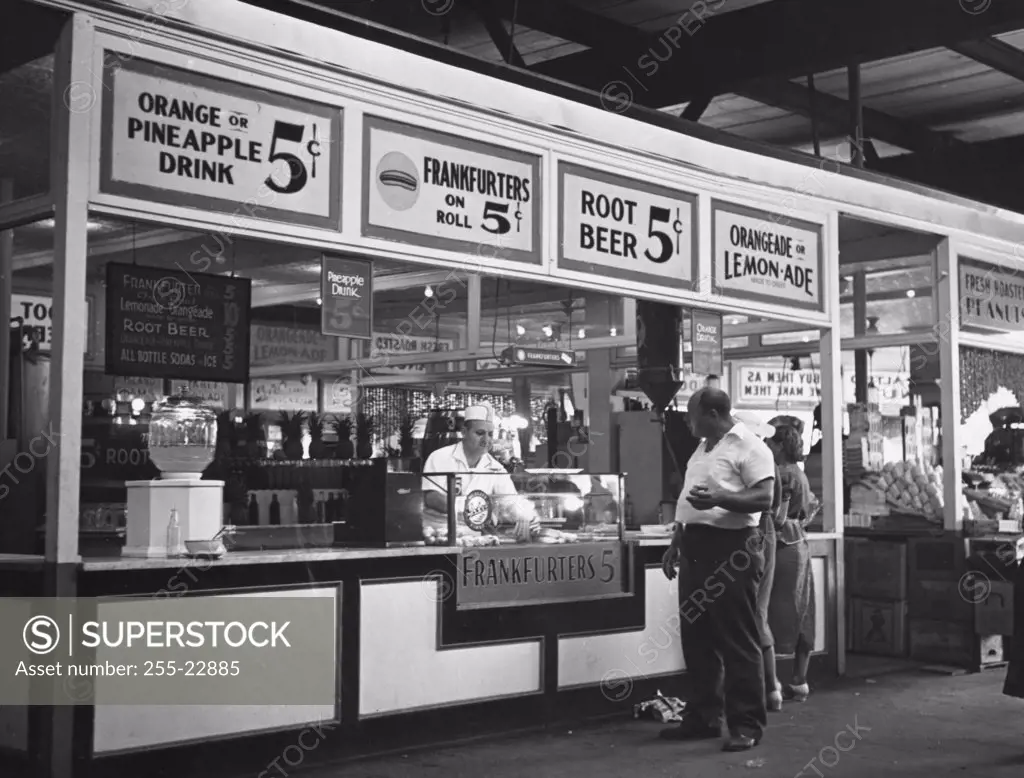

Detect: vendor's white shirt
422,443,517,514
674,422,776,530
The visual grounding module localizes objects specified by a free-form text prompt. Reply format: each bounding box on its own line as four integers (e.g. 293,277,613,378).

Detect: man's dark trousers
678,523,767,740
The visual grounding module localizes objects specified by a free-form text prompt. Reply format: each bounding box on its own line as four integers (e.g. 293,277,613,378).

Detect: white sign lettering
105,60,337,222
713,202,822,311
364,117,538,260
250,325,336,367
170,380,232,409
735,365,908,410
10,294,91,353
249,378,317,412
560,165,696,287
369,332,455,375
959,259,1024,331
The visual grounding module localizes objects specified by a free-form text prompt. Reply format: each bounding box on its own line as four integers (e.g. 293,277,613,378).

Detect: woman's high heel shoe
783,683,809,702
767,684,783,712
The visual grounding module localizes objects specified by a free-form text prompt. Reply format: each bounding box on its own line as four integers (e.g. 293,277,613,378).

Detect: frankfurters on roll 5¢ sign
711,201,824,312
362,116,542,264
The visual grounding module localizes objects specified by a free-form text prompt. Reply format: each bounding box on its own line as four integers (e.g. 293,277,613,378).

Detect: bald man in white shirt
660,388,775,752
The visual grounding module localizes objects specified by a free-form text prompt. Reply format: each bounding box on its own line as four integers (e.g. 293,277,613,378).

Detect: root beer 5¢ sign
362,116,541,264
711,201,824,312
100,56,342,230
558,163,698,289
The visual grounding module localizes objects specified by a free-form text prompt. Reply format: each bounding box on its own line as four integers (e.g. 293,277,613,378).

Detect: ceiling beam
530,0,1024,107
869,134,1024,211
0,2,66,74
470,0,525,68
737,79,964,155
680,95,713,122
949,38,1024,82
488,0,649,52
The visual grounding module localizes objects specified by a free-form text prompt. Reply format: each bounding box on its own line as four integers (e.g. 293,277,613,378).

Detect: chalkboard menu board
105,262,251,383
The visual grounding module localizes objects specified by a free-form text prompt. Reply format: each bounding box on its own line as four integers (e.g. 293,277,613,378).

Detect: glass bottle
269,494,281,525
166,507,183,557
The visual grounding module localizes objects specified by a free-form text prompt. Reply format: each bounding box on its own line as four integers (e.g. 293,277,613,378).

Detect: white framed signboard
362,116,541,264
100,55,342,230
558,162,698,289
959,258,1024,332
711,200,824,312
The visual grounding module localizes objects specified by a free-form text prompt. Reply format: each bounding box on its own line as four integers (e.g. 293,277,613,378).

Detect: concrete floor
299,667,1024,778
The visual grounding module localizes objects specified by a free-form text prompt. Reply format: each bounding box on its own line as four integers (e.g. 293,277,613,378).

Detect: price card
558,163,698,289
362,116,541,264
100,56,342,230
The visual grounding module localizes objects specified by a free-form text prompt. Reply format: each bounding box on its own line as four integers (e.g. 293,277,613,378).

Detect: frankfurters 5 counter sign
100,56,342,229
711,201,824,312
362,116,541,264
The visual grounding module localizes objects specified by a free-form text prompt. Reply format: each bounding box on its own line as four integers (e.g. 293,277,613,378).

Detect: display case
420,471,625,548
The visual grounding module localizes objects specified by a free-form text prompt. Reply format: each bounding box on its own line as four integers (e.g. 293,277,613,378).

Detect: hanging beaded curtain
959,346,1024,423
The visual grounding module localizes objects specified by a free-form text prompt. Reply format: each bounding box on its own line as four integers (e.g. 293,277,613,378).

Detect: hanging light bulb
516,324,526,336
424,285,434,298
578,328,586,339
610,327,618,336
542,324,553,338
316,297,323,306
906,289,916,298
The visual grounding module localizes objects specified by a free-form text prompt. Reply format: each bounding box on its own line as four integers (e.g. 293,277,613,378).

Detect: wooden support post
821,212,845,676
33,14,94,778
934,239,963,531
848,64,864,169
853,273,868,403
0,179,13,440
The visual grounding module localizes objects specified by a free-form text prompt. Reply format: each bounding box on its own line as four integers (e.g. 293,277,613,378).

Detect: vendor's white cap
463,405,495,424
733,411,775,440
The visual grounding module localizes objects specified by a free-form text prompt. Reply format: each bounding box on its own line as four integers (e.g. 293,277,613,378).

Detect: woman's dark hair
772,425,805,463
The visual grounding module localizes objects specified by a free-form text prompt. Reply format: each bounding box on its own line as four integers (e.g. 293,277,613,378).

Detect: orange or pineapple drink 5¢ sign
100,56,341,229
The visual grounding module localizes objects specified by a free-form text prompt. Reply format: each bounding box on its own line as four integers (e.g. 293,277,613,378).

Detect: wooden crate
846,537,908,600
908,618,974,666
849,597,907,657
908,578,974,624
974,580,1014,636
907,534,968,582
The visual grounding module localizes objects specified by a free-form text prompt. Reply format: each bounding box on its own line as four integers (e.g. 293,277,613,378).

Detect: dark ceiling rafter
736,79,965,155
482,0,962,153
469,0,525,68
530,0,1024,108
949,38,1024,82
488,0,650,53
0,1,67,73
870,133,1024,210
680,94,713,122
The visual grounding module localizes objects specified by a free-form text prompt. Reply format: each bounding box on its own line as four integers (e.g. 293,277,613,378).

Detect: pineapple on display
879,460,944,519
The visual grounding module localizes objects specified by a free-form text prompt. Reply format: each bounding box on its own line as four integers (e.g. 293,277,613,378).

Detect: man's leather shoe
722,734,760,751
658,717,722,741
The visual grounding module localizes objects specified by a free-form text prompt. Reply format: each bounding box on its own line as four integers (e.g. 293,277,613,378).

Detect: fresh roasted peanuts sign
100,56,342,229
711,200,824,312
558,163,698,289
362,116,542,264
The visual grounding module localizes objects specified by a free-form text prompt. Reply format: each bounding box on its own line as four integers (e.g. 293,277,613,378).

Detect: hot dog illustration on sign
363,118,538,259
